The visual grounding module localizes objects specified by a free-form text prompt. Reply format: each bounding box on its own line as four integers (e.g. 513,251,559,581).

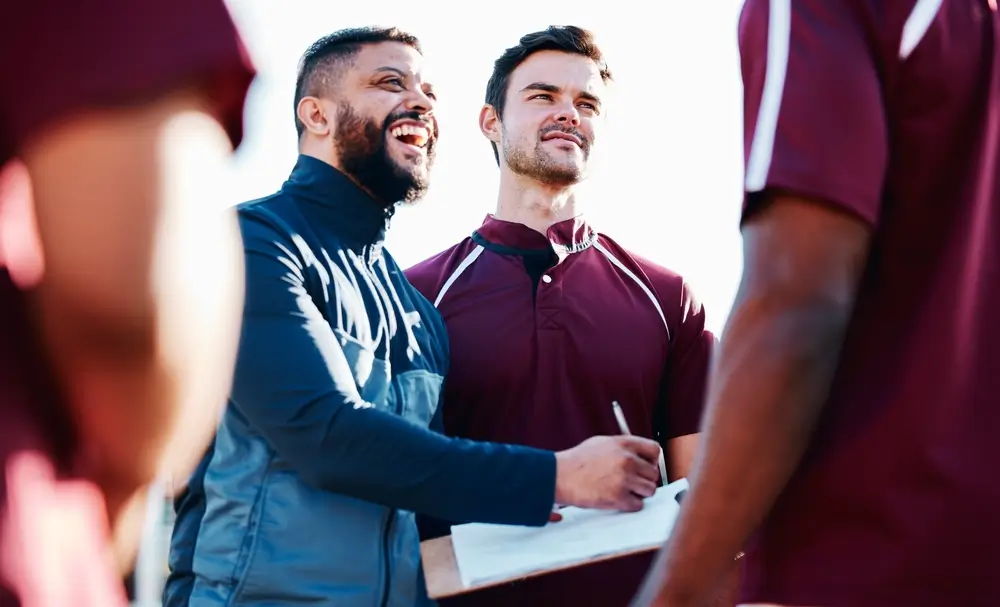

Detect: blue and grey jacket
163,155,556,607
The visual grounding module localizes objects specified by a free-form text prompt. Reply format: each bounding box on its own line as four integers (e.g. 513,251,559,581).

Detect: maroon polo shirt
739,1,1000,605
0,1,253,602
406,215,714,607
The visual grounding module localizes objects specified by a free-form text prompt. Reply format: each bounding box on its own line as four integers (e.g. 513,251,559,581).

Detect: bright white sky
223,0,747,334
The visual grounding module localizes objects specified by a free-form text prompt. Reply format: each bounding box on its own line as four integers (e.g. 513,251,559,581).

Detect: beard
335,104,436,207
502,126,590,187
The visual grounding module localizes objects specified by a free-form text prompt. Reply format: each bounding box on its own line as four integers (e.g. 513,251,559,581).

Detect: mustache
383,110,437,141
539,125,588,149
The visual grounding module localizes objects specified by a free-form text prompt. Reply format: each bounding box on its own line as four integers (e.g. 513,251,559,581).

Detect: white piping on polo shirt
745,0,791,193
745,0,944,193
433,245,484,307
433,238,669,341
900,0,944,60
592,241,669,339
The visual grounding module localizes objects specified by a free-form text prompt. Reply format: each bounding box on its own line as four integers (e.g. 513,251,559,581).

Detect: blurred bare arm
18,90,243,562
666,434,698,482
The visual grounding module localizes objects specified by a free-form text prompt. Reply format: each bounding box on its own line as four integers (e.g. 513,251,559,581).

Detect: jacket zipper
380,378,403,607
379,507,398,606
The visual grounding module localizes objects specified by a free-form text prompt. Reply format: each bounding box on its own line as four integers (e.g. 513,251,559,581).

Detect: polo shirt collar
280,154,388,247
472,214,598,258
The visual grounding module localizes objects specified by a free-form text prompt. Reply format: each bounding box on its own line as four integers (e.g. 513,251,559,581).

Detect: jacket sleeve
416,395,463,540
229,210,556,526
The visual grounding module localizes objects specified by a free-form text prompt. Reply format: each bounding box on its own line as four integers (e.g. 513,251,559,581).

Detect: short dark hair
484,26,612,164
294,26,422,138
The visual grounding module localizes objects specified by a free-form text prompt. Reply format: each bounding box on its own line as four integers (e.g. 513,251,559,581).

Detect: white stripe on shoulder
745,0,792,192
899,0,943,59
433,245,484,308
592,241,670,340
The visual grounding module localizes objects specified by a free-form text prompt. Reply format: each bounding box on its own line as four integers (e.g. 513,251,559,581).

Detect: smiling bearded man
334,99,435,206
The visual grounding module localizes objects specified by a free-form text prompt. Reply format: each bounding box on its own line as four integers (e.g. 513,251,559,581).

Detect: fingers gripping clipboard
420,478,689,599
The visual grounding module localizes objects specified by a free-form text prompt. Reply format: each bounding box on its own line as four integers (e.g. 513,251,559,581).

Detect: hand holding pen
613,400,668,486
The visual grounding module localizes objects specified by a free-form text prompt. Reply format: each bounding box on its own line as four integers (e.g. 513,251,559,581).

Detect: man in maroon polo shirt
0,1,254,604
406,26,715,607
631,1,1000,607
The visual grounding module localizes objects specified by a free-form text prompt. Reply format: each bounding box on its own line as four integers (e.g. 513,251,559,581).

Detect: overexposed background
224,0,747,333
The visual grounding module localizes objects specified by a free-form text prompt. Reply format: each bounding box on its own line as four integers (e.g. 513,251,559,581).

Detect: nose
404,88,435,116
554,100,580,127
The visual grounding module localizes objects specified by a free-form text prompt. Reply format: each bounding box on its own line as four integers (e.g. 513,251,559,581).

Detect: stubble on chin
508,147,583,186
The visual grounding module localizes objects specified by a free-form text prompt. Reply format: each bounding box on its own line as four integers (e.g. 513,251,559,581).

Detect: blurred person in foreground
632,1,1000,606
0,1,255,606
406,26,719,607
164,26,664,607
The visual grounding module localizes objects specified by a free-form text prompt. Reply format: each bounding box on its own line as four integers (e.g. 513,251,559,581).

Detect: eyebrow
374,66,408,77
520,81,602,106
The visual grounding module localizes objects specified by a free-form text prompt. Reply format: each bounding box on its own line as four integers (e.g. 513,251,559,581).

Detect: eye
529,93,553,101
425,90,438,101
579,102,597,110
381,77,405,89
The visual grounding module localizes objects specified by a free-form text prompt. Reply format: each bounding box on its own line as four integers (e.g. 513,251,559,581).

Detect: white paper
450,478,689,589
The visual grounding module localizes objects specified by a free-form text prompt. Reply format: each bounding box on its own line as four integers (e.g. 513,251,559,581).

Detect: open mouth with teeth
389,123,430,149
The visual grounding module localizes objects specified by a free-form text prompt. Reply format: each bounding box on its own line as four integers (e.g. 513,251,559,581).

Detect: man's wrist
552,449,569,506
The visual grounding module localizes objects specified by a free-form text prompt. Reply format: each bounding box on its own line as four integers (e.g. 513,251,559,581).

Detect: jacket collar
281,154,389,247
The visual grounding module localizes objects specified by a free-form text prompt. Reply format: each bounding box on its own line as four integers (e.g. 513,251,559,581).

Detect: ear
297,96,332,137
479,104,502,144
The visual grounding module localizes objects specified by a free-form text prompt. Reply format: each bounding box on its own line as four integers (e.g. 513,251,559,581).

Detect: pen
612,400,668,486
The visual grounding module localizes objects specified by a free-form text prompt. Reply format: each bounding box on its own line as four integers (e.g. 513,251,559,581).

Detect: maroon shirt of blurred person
734,0,1000,604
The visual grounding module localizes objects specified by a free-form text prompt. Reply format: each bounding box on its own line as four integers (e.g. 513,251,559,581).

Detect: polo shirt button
541,275,553,284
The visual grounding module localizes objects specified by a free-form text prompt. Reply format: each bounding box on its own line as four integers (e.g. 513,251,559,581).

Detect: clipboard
420,534,661,599
420,479,688,599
